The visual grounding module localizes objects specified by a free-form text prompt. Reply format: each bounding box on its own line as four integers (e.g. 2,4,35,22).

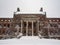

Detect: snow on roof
0,36,60,45
15,12,45,15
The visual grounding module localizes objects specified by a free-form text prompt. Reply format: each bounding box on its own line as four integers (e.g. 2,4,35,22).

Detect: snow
0,36,60,45
17,33,23,38
15,12,45,15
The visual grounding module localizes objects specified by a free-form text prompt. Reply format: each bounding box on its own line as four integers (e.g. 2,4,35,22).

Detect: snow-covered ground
0,36,60,45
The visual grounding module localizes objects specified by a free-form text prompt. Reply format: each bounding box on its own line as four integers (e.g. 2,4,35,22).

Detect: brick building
0,8,60,38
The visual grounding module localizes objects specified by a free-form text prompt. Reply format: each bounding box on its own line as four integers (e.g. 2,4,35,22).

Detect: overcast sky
0,0,60,18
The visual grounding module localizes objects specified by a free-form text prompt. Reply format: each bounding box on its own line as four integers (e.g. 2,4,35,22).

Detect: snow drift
0,36,60,45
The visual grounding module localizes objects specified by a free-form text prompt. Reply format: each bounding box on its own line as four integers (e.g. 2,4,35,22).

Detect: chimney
40,7,43,12
17,7,20,12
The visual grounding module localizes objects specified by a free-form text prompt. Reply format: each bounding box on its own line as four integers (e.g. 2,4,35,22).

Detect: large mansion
0,8,60,39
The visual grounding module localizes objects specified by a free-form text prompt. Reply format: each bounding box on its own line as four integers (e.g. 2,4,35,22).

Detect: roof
47,18,60,20
14,12,45,15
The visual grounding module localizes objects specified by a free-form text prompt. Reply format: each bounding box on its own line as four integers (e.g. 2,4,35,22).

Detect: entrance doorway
22,21,38,36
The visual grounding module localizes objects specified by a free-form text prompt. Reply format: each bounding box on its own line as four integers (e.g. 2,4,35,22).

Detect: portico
20,20,39,36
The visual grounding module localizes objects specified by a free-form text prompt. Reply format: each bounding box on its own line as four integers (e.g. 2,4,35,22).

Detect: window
19,23,21,27
5,20,7,21
49,20,51,22
1,20,3,21
53,20,55,21
0,24,2,28
4,24,6,26
8,20,10,22
7,24,10,27
50,23,58,27
50,24,53,27
57,20,59,22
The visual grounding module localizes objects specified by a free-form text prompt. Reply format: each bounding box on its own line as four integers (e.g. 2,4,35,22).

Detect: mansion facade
0,8,60,38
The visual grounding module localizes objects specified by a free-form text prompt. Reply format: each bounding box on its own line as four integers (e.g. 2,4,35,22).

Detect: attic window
8,20,10,22
5,20,7,21
53,20,55,21
1,20,3,21
49,20,51,22
57,20,59,22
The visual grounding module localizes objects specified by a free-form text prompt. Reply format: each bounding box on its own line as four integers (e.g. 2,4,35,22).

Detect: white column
26,21,28,36
21,20,23,33
37,21,39,35
32,21,34,36
48,28,50,36
48,24,50,36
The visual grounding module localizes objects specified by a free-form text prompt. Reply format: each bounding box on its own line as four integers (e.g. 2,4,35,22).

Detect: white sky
0,0,60,18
